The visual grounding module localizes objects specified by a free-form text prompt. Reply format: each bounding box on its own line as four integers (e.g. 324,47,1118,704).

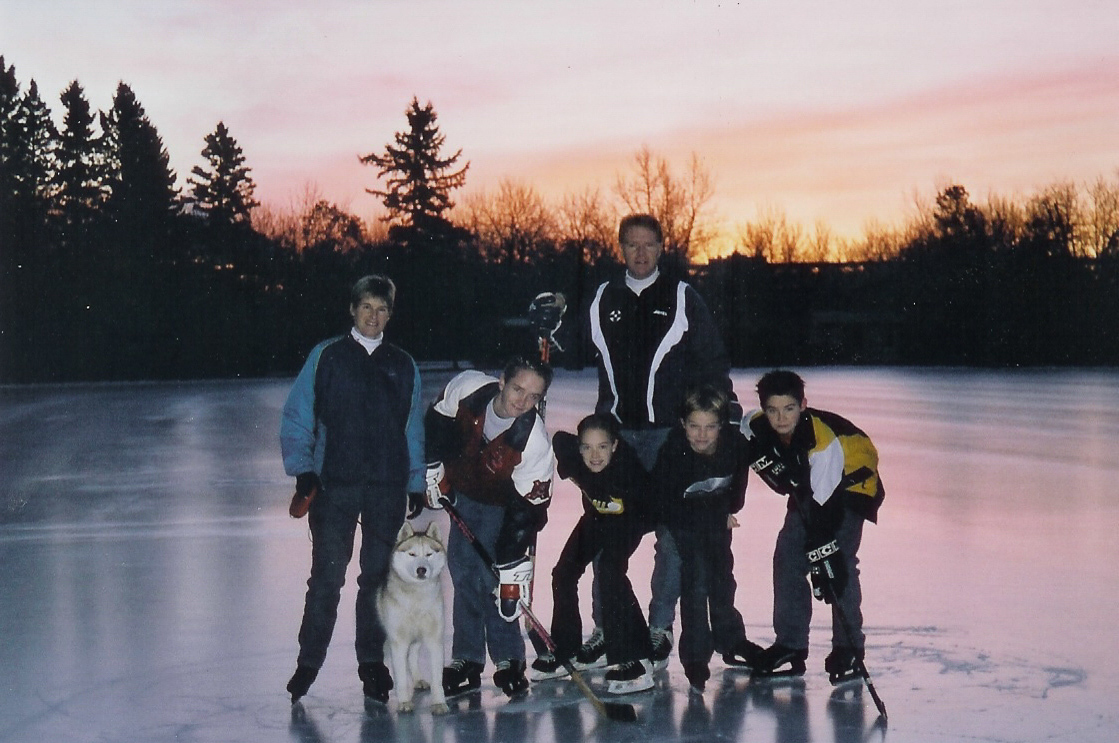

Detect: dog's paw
430,702,450,716
414,680,430,692
397,700,415,714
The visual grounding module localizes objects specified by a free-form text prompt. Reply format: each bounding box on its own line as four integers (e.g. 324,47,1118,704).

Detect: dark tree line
3,55,1117,385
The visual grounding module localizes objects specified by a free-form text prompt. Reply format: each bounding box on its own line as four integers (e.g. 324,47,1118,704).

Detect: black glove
406,492,426,520
807,539,848,604
296,472,321,497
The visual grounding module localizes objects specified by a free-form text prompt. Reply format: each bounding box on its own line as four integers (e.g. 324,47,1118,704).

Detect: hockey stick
523,292,564,655
440,496,638,723
826,580,888,723
790,495,888,722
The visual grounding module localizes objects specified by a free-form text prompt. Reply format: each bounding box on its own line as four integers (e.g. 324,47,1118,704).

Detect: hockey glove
807,539,848,603
289,472,321,519
494,555,533,622
527,292,566,338
424,461,454,510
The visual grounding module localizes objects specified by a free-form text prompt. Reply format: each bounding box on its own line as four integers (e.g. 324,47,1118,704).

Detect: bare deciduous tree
464,179,556,265
613,146,716,263
556,186,617,264
1086,174,1119,258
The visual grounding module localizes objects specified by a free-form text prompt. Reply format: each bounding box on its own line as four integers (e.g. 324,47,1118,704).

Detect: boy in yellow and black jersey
741,369,885,684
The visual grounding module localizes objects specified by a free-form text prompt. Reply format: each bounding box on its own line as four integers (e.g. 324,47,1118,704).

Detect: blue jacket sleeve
405,362,425,493
280,339,331,477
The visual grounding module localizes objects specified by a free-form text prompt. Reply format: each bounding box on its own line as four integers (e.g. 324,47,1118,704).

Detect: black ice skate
442,659,484,697
529,652,570,681
649,626,674,671
683,662,710,693
286,665,318,704
825,646,865,685
493,659,530,698
605,659,654,695
358,661,393,704
723,638,765,670
750,644,808,678
573,627,607,669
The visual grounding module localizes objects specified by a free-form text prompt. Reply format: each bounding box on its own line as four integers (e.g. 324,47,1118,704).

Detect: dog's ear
397,522,415,543
424,522,442,544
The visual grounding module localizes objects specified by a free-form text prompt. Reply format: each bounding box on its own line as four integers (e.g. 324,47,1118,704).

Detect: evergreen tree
101,82,179,249
188,121,258,228
0,57,27,241
359,97,468,239
55,80,109,238
2,79,59,267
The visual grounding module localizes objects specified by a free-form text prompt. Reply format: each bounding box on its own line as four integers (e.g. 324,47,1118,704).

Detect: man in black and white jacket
580,213,738,669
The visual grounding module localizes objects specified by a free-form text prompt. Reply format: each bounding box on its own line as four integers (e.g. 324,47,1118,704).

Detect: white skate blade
528,666,570,681
606,674,654,695
572,656,607,670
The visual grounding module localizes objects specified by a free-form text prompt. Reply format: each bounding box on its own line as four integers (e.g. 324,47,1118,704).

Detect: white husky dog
376,521,449,714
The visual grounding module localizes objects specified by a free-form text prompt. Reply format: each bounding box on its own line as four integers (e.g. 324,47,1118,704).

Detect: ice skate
604,659,653,695
493,659,530,698
442,659,483,697
683,662,710,693
573,627,607,669
750,644,808,678
286,665,318,704
529,652,570,681
358,661,393,704
825,646,864,685
649,626,674,671
722,638,765,670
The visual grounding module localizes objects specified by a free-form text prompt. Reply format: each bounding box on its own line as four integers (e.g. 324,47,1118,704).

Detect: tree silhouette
188,121,258,228
300,200,366,255
614,147,715,266
56,80,108,238
102,82,180,248
465,179,555,266
359,97,468,240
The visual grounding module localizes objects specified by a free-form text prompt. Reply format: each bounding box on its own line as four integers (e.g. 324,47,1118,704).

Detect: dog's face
390,522,447,584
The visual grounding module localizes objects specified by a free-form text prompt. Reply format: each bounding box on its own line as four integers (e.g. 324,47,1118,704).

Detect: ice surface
2,369,1117,743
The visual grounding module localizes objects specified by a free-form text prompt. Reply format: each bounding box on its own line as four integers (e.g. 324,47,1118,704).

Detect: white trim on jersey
645,282,689,423
432,369,555,503
588,283,620,422
431,369,495,418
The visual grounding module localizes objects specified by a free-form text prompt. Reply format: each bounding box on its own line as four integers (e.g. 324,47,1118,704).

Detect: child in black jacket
650,385,762,691
532,414,656,695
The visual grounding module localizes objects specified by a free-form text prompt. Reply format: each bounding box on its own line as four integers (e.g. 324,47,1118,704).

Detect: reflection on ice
1,369,1118,743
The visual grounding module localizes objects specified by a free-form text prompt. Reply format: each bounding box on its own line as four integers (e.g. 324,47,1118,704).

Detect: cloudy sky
3,0,1118,241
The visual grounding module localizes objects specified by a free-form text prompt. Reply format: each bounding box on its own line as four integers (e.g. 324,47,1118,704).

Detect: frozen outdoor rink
1,367,1117,743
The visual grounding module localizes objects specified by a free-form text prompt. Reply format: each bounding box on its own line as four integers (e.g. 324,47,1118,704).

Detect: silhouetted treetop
188,121,258,228
359,97,468,238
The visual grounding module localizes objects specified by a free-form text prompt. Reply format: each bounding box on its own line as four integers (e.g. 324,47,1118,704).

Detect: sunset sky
3,0,1118,244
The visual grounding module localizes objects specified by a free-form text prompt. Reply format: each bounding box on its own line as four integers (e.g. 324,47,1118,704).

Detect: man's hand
424,461,453,509
807,539,848,603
